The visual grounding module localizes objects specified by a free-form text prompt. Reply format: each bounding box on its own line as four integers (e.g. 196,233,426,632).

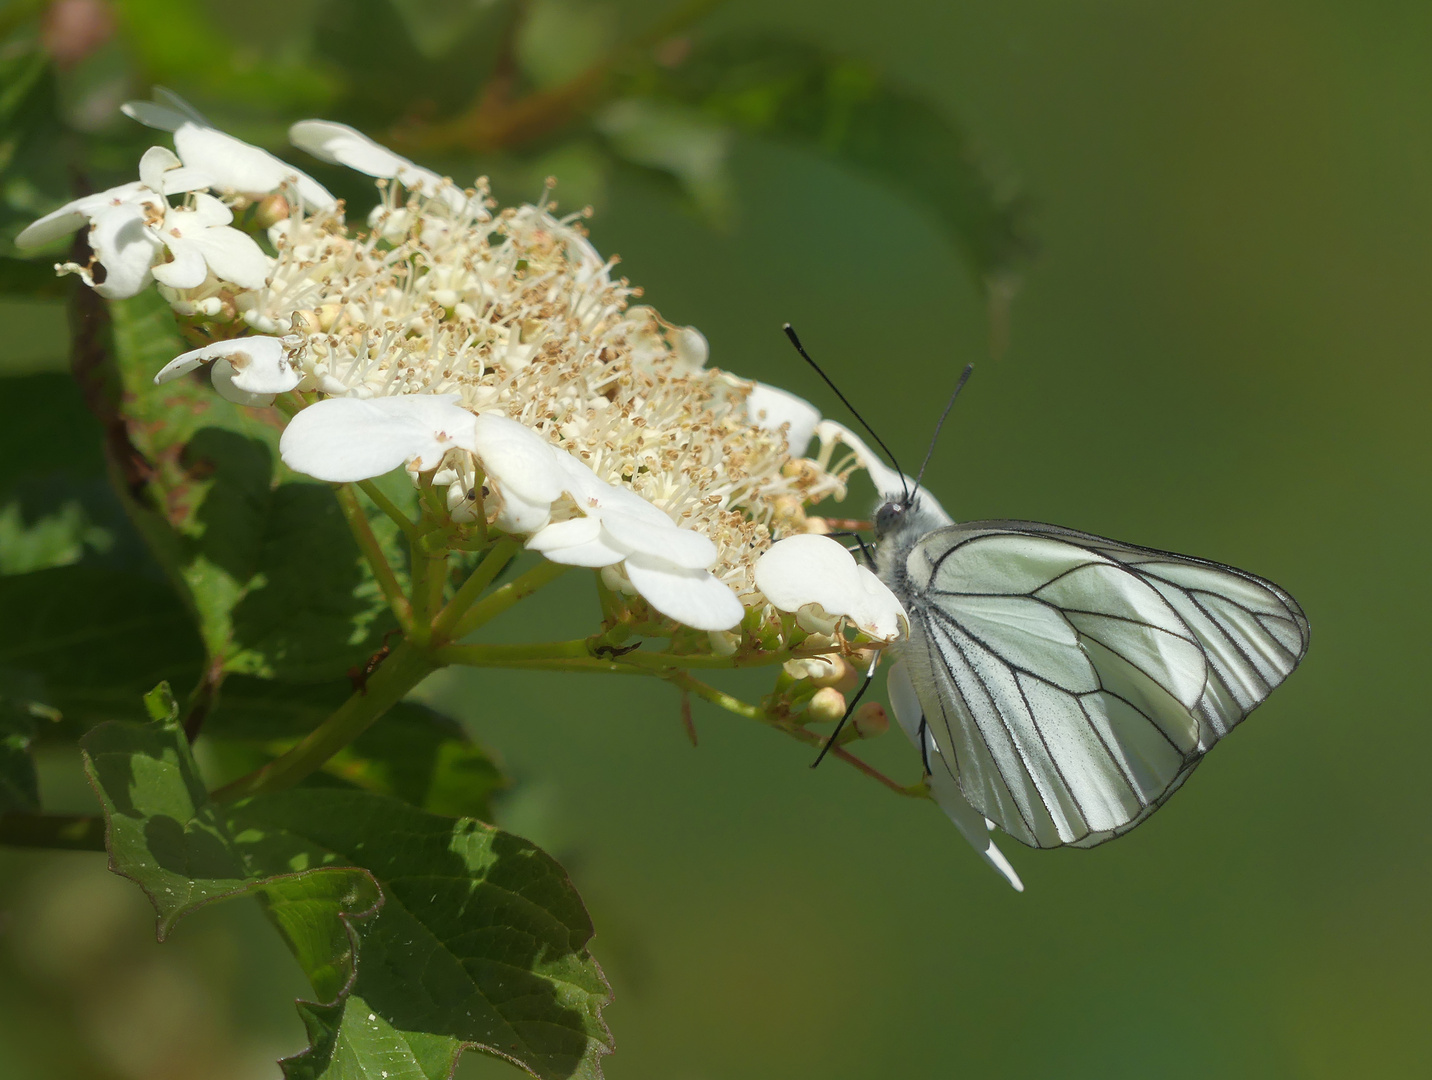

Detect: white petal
289,119,410,177
187,190,234,226
173,123,335,209
526,515,602,549
150,239,209,289
672,326,708,372
815,420,944,518
746,382,821,452
852,565,908,642
597,508,717,569
280,395,477,482
17,182,146,248
470,414,567,504
17,204,90,248
527,517,626,567
289,119,464,210
755,533,907,642
586,478,677,525
122,99,192,132
184,223,271,289
210,360,275,407
493,489,552,535
154,336,293,391
886,662,1022,892
89,203,162,299
138,145,182,192
623,553,744,631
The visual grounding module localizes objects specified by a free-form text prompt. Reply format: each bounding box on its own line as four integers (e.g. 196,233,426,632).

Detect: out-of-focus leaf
624,34,1030,287
0,256,67,297
516,0,618,89
0,39,72,255
206,676,509,820
313,0,515,126
594,98,731,220
0,498,113,574
104,290,403,681
111,0,336,109
83,712,613,1080
0,691,42,812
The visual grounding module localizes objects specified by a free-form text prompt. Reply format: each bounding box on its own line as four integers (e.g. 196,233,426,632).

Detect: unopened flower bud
783,655,839,683
808,655,858,692
806,686,847,724
850,702,889,739
253,191,292,229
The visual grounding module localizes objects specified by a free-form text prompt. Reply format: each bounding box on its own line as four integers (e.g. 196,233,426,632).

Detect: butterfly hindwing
894,520,1309,849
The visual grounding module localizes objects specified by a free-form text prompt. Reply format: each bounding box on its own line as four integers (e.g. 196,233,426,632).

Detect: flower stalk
211,639,438,802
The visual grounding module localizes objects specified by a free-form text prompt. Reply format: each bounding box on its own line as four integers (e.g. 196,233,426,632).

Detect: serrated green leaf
286,993,458,1080
84,713,612,1079
623,34,1030,287
207,676,509,820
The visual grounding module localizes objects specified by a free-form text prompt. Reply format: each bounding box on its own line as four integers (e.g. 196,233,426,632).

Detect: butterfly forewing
893,520,1309,849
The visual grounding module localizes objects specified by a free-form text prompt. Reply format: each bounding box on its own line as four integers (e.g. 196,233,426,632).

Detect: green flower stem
451,559,572,637
335,485,413,631
0,812,106,852
357,479,420,541
430,538,520,642
210,640,438,802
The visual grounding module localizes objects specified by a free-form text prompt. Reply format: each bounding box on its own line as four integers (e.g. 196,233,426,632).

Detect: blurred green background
2,0,1429,1077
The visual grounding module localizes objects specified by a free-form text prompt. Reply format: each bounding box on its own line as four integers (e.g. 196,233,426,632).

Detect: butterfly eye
874,501,904,536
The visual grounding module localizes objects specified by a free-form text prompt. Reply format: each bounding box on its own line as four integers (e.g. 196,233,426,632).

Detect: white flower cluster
20,91,906,644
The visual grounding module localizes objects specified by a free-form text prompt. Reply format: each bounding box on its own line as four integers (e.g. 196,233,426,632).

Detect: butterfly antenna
810,654,879,768
912,363,974,491
783,323,910,503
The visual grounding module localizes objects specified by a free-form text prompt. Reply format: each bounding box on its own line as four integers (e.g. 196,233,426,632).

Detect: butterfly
871,480,1309,891
781,326,1310,890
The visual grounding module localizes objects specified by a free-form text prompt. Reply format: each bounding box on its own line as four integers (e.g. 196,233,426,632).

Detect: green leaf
84,712,612,1079
207,676,509,820
0,565,205,731
104,290,404,681
623,34,1030,287
110,0,337,109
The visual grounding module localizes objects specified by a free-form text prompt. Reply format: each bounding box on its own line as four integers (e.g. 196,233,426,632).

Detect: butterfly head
873,484,952,544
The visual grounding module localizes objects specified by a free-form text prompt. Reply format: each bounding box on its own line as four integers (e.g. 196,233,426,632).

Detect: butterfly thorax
872,491,953,603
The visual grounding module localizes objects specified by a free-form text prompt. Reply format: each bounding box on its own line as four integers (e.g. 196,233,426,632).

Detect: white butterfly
868,471,1309,891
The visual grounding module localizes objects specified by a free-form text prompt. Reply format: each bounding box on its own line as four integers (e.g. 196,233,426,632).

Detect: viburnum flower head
21,88,910,645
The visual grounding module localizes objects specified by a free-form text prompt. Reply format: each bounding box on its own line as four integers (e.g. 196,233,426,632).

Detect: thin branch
335,484,413,631
451,558,572,637
665,671,924,798
398,0,731,154
430,538,519,642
